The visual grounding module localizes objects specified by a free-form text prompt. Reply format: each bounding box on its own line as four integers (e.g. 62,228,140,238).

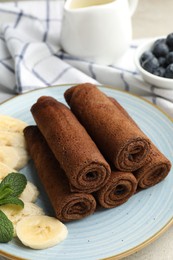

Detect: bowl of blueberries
134,32,173,89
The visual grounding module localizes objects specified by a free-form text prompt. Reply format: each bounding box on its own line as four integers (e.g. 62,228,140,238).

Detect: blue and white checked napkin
0,0,173,118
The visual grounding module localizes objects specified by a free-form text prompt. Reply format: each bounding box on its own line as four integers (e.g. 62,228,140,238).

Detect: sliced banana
0,162,17,182
20,181,39,203
0,146,30,170
0,202,45,236
16,215,68,249
0,115,27,133
0,131,26,148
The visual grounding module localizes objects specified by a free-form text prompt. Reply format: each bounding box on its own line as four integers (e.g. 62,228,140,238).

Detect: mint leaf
0,173,27,197
0,210,14,242
0,173,27,243
0,197,24,208
0,185,13,200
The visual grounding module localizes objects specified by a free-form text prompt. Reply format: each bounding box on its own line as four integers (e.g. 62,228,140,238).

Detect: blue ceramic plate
0,85,173,260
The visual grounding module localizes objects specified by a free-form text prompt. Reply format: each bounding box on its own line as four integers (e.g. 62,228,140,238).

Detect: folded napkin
0,0,172,118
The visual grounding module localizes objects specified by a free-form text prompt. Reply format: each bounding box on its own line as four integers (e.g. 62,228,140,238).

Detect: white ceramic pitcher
60,0,138,65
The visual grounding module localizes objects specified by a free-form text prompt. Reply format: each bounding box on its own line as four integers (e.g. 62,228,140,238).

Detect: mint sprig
0,210,14,242
0,172,27,198
0,172,27,243
0,172,27,207
0,185,13,200
0,197,24,208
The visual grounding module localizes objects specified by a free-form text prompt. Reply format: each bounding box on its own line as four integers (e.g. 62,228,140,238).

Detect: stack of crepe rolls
31,96,111,193
65,83,171,193
29,97,111,221
28,94,137,217
26,83,171,220
24,126,97,222
65,83,151,172
109,96,172,190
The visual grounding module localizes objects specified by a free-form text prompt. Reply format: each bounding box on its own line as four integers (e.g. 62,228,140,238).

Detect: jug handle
128,0,138,16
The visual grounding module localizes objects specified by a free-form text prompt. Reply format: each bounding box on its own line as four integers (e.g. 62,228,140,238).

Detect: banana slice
0,115,27,133
0,202,45,236
0,131,26,148
0,162,17,182
0,146,30,170
16,215,68,249
20,181,39,203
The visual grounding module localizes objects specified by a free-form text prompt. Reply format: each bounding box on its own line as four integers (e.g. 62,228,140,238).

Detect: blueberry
166,33,173,50
153,38,165,46
153,67,165,77
165,64,173,78
166,51,173,65
141,57,159,73
158,57,166,67
140,51,154,64
152,39,169,58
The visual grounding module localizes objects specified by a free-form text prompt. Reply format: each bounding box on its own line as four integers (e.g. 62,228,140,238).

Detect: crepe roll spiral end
115,138,151,172
70,162,111,193
58,194,96,222
96,171,137,209
134,160,172,189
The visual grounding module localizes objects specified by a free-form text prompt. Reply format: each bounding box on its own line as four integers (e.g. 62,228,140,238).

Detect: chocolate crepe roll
133,148,171,189
95,171,137,208
31,96,111,193
109,97,139,128
64,83,151,172
109,97,172,188
24,126,97,222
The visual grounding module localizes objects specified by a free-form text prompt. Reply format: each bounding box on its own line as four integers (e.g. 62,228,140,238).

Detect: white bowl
134,38,173,89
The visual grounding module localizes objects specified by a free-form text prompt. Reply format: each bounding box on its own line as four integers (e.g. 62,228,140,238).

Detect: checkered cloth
0,0,172,118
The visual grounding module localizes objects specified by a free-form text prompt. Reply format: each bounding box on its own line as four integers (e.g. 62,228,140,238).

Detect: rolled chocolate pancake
64,83,151,172
31,96,111,193
109,97,139,128
95,171,137,208
133,148,171,189
24,126,97,222
110,96,172,189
